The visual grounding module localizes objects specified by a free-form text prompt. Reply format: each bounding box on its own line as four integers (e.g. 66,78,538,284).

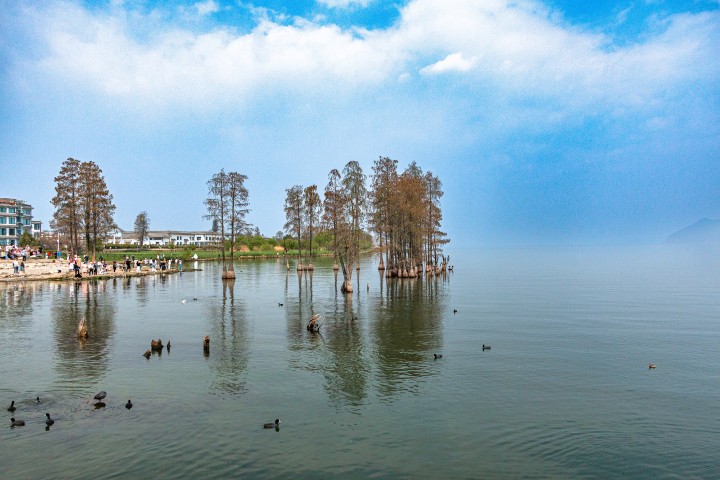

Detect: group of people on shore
67,254,183,279
2,244,42,261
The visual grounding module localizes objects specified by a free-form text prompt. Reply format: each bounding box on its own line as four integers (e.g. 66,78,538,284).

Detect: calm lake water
1,246,719,479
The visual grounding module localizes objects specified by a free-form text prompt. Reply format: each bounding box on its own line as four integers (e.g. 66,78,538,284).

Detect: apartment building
0,198,34,246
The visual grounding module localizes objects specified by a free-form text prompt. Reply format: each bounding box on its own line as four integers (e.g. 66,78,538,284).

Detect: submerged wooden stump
203,335,210,355
307,314,322,332
77,318,88,339
222,270,236,279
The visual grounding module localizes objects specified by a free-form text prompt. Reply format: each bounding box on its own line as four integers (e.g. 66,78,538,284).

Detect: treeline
283,157,449,292
49,156,449,283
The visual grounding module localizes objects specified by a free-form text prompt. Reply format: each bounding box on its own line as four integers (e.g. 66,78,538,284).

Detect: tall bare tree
205,170,250,279
205,170,230,276
342,161,367,264
370,156,398,271
303,184,321,265
284,185,304,269
225,171,250,273
51,158,82,255
323,169,343,271
134,211,150,248
78,160,116,261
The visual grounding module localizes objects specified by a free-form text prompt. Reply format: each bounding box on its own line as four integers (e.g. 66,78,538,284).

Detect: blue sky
1,0,718,246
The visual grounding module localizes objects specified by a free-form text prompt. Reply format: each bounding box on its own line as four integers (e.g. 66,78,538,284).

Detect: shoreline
0,258,198,284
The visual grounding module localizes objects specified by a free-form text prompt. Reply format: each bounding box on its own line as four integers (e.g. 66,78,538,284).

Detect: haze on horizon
1,0,718,247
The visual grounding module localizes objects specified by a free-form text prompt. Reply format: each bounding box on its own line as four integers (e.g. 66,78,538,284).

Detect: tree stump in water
222,270,236,279
203,335,210,355
306,314,322,332
77,318,88,339
151,338,164,351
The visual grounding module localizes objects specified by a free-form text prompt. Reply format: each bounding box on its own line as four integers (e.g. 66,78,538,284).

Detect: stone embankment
0,259,190,283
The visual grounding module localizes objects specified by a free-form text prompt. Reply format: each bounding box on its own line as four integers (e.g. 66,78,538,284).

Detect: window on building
8,218,15,224
22,209,30,215
0,217,5,224
0,228,5,235
0,207,5,213
8,207,15,213
9,229,15,236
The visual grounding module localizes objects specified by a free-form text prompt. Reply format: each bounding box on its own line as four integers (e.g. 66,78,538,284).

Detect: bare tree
205,170,250,279
370,156,398,271
78,160,116,261
205,170,230,277
342,161,367,265
51,158,82,255
225,171,250,273
284,185,304,269
303,184,321,266
134,211,150,248
323,169,343,270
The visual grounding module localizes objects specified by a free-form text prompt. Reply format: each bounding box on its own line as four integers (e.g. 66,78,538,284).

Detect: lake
1,246,719,479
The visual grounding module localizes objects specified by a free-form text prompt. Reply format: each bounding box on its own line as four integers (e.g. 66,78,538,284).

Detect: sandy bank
0,259,192,283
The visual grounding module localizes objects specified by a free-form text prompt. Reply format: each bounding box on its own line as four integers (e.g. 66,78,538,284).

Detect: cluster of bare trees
51,157,116,259
284,157,448,293
370,157,449,277
204,169,250,279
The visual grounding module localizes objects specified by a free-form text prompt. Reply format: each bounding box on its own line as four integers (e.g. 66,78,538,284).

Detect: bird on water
264,419,281,429
11,418,25,427
482,344,491,351
45,413,55,426
126,400,133,409
434,354,443,359
7,400,16,412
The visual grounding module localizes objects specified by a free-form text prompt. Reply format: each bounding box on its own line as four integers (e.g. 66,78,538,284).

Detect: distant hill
665,218,720,244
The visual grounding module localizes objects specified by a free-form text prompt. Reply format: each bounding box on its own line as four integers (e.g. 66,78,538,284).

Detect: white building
0,198,34,246
108,229,226,246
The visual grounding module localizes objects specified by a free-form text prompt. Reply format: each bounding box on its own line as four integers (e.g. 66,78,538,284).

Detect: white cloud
317,0,371,8
420,52,476,74
15,0,720,117
194,1,220,17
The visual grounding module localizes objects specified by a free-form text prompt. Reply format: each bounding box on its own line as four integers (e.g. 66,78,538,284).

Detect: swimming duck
151,338,163,351
10,418,25,427
181,299,187,304
7,400,15,412
482,344,491,351
264,419,281,429
36,396,40,403
125,400,133,409
166,340,171,351
453,309,457,314
94,391,107,402
648,363,656,369
143,350,151,359
45,413,54,426
434,354,443,359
